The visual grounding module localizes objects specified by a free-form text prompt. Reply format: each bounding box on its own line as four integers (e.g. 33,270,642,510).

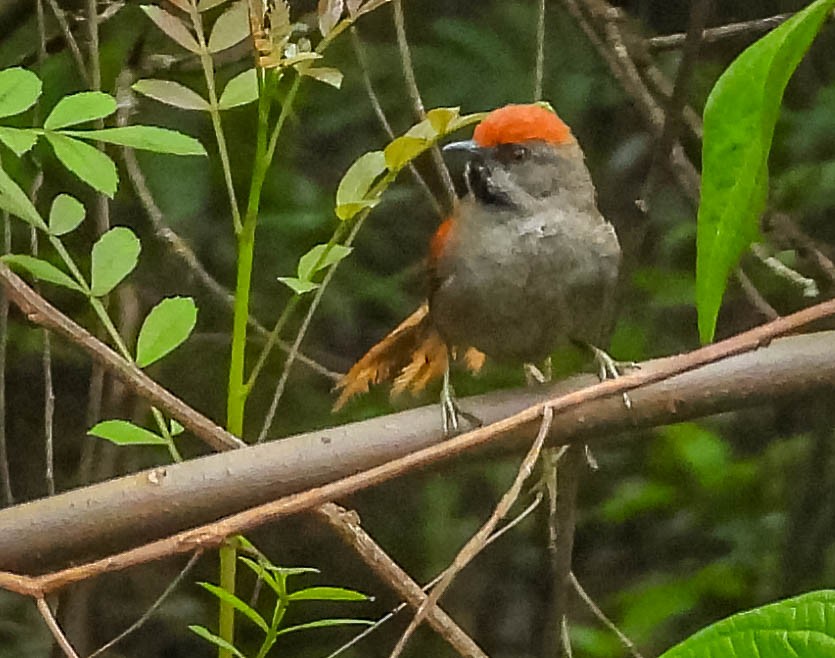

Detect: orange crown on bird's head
473,103,573,148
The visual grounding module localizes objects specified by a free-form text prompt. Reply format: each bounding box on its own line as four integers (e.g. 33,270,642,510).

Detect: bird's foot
589,345,638,409
441,368,482,436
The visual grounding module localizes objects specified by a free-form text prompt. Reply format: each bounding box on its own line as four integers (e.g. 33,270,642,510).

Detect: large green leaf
2,255,83,291
696,0,835,343
88,419,168,446
64,126,206,156
43,91,116,130
135,296,198,367
660,590,835,658
0,67,42,118
297,244,352,281
44,133,118,197
90,226,141,296
132,79,209,111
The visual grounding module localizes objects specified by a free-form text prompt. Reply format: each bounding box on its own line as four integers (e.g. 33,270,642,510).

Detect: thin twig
735,269,779,320
388,407,555,658
769,213,835,285
647,12,793,51
391,0,456,209
535,0,546,100
317,503,488,658
255,216,367,443
44,0,91,86
0,210,12,506
570,572,644,658
88,551,203,658
751,243,820,298
350,26,442,217
37,598,81,658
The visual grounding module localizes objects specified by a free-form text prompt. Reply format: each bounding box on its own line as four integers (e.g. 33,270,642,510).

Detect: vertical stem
534,0,546,100
0,211,12,506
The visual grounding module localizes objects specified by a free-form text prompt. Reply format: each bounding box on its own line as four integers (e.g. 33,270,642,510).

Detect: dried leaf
207,0,250,52
301,66,342,88
141,5,201,52
317,0,343,36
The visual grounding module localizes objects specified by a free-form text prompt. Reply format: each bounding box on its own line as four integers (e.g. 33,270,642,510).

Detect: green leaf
2,255,83,291
384,135,430,172
238,557,281,595
425,106,460,134
188,626,246,658
48,194,85,236
170,419,184,436
287,586,369,602
277,276,319,295
88,419,168,446
0,166,46,229
301,67,343,88
207,0,249,53
297,244,352,281
197,582,269,632
141,5,201,52
0,67,42,118
43,91,116,130
218,69,258,109
335,150,386,220
135,296,198,367
64,126,206,156
660,590,835,658
274,618,373,637
43,133,118,197
0,127,38,156
696,0,835,343
132,79,209,111
90,226,141,296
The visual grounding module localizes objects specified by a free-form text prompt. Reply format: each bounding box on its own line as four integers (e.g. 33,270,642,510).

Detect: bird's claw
589,345,636,410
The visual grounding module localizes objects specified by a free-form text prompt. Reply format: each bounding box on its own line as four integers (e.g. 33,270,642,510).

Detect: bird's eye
509,145,530,161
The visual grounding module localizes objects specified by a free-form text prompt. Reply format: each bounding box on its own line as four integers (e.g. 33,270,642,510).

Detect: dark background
0,1,834,656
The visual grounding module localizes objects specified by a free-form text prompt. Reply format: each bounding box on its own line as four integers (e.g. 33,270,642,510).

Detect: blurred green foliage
0,0,834,657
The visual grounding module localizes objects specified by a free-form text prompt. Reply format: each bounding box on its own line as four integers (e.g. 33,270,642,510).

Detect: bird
334,103,622,433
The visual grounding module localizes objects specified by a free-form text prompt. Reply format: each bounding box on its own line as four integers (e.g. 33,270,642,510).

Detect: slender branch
648,12,793,51
88,551,203,658
37,598,81,658
734,269,779,320
769,213,835,285
317,503,488,658
0,211,11,507
751,243,820,298
535,0,546,100
570,572,644,658
388,407,555,658
391,0,456,209
350,26,442,217
43,0,91,86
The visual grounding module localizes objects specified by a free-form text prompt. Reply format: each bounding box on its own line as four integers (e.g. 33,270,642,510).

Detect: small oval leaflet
88,419,168,446
48,194,85,236
136,296,198,367
90,226,141,296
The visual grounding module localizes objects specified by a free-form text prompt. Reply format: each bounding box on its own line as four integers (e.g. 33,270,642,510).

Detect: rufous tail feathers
333,302,485,411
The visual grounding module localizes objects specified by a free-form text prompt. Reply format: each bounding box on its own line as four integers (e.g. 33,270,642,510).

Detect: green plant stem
151,406,182,462
244,296,298,393
188,0,242,234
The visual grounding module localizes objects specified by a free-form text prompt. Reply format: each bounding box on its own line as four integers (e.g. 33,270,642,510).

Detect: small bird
334,104,621,432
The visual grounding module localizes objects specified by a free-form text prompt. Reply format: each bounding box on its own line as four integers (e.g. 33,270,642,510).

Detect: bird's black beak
442,139,482,154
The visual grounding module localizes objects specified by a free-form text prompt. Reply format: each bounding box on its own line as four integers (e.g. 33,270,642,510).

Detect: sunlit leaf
335,150,386,220
89,419,168,445
384,135,429,172
318,0,343,36
0,67,42,118
426,107,460,134
302,67,343,88
48,193,85,236
188,626,246,658
207,0,250,53
90,226,141,296
218,68,258,109
170,419,184,436
1,255,82,291
64,126,207,156
0,166,46,229
135,296,198,367
274,618,373,637
297,244,352,281
287,586,369,602
43,91,116,130
132,79,209,111
198,583,269,632
43,133,118,197
696,0,835,343
660,590,835,658
278,276,319,295
197,0,229,10
141,5,201,52
0,127,37,156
